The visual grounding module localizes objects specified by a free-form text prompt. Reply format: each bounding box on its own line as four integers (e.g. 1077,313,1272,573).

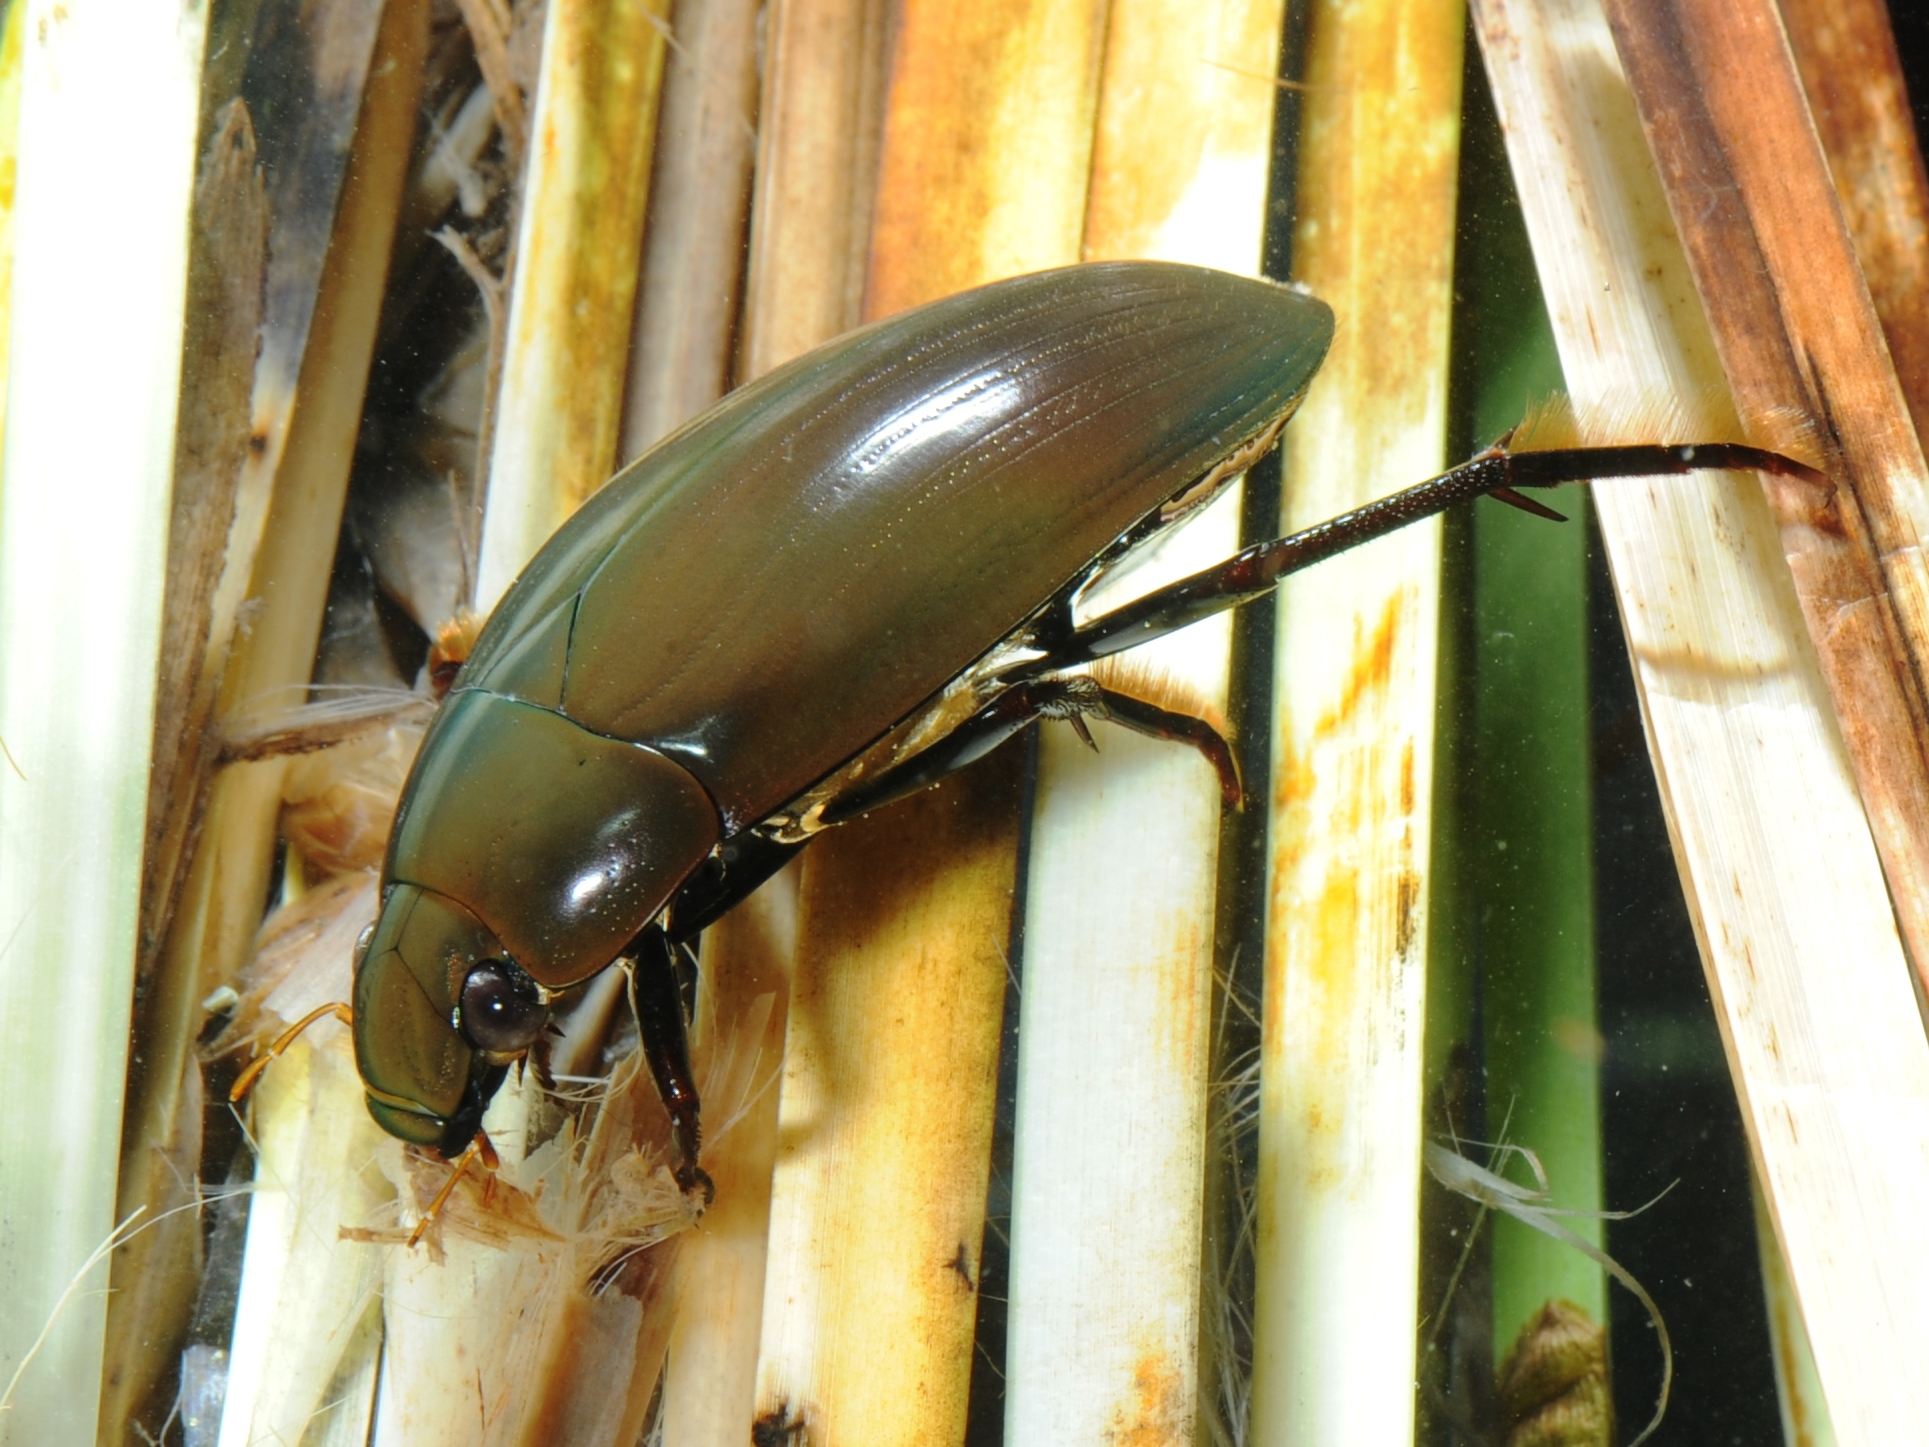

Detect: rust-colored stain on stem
757,762,1023,1447
1102,1344,1190,1447
864,0,1108,317
1268,579,1422,1137
1270,591,1406,828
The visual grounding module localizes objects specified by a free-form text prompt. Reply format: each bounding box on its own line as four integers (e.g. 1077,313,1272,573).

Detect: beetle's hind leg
1039,439,1825,667
626,926,714,1204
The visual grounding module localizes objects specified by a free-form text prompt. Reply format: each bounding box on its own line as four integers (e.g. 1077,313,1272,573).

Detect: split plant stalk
0,0,207,1437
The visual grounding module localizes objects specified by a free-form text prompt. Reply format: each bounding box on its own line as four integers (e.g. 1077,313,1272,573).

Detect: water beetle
248,261,1817,1197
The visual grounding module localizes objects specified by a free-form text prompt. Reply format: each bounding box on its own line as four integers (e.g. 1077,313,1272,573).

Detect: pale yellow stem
1002,3,1285,1443
1251,1,1464,1442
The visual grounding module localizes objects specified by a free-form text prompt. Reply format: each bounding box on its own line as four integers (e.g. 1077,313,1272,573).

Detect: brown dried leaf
1497,1300,1613,1447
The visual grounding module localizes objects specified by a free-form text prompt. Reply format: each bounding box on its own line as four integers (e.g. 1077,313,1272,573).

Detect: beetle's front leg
627,925,714,1204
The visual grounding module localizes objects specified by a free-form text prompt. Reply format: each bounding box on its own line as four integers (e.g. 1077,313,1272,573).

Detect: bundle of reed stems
3,0,1928,1443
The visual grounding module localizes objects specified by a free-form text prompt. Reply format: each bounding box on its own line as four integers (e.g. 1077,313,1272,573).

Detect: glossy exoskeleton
339,260,1818,1188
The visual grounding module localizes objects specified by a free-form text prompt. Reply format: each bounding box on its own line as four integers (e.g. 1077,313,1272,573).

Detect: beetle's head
356,688,722,1154
352,882,537,1152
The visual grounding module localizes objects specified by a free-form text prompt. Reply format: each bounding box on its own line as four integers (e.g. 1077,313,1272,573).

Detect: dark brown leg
1093,686,1242,807
1044,441,1824,666
817,676,1105,825
628,925,714,1203
817,673,1244,819
665,831,808,943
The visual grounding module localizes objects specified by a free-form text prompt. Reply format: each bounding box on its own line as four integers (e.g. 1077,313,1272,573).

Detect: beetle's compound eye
352,922,376,971
456,960,548,1055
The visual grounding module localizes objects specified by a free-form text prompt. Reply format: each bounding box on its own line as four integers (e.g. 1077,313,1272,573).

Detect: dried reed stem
860,0,1105,319
218,1023,393,1447
1472,0,1929,1438
1602,0,1929,997
100,99,267,1443
735,0,891,381
475,0,673,609
108,17,410,1420
1779,0,1929,449
1248,1,1464,1442
200,3,430,1436
1001,3,1284,1442
618,0,762,457
659,880,798,1447
754,774,1024,1446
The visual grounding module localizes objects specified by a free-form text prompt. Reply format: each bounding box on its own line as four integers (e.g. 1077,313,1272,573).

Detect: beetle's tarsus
407,1131,492,1249
677,1161,716,1207
627,925,713,1208
1069,713,1099,752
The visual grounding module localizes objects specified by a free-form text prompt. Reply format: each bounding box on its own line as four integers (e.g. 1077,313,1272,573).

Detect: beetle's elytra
353,261,1328,1162
329,259,1821,1185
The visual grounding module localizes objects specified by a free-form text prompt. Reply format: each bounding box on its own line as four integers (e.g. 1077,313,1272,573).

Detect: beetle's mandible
324,260,1820,1193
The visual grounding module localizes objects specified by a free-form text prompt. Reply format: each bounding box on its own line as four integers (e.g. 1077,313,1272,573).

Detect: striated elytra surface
458,259,1334,831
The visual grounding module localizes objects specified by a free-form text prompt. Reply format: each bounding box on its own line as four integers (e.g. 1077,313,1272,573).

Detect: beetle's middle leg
816,679,1095,824
1088,685,1242,806
818,675,1240,825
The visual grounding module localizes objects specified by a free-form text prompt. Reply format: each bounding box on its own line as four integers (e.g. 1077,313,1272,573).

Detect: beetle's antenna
228,1001,355,1103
